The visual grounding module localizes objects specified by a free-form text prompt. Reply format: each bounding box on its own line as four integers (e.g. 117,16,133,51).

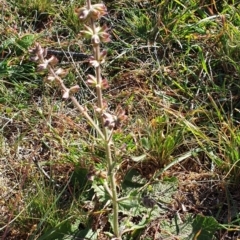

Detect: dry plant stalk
29,0,127,239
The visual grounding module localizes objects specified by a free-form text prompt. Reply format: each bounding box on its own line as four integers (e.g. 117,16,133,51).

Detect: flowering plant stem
86,0,120,237
29,0,123,238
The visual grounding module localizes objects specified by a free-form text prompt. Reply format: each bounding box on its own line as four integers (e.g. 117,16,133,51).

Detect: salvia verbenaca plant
29,1,127,239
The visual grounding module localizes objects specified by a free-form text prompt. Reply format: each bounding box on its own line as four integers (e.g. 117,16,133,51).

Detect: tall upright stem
86,1,120,238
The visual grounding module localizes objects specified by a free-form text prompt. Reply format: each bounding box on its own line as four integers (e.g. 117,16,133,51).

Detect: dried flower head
80,24,93,38
47,55,59,66
102,106,127,130
94,100,108,114
81,25,110,46
97,25,111,43
47,68,68,82
89,50,107,67
29,43,47,62
36,56,58,72
62,85,80,99
91,3,107,19
76,7,90,21
86,74,97,87
76,3,107,21
101,78,109,89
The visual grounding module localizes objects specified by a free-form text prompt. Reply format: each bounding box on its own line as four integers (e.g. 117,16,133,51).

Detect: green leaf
74,228,99,240
141,137,150,150
163,135,175,152
71,167,88,189
122,169,146,190
92,182,110,203
191,215,219,240
37,218,74,240
118,197,141,214
158,214,194,239
16,34,35,50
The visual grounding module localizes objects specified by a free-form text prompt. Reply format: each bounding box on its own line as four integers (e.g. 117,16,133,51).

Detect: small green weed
140,115,184,166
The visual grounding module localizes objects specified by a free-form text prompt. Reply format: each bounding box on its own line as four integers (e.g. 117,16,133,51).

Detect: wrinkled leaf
191,214,219,240
122,169,146,190
92,182,111,202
